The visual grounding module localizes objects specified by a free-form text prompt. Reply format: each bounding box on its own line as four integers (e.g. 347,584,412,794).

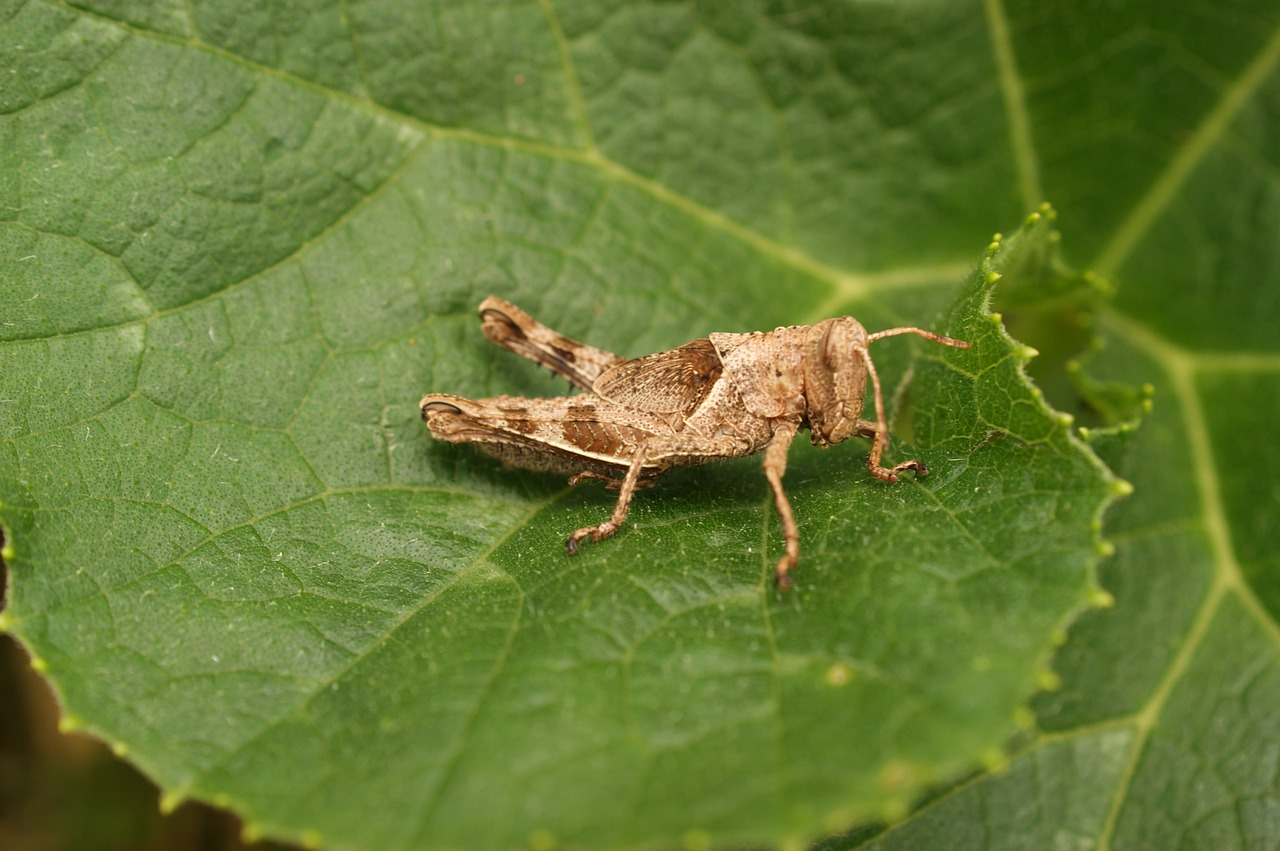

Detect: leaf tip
0,612,11,633
241,822,264,843
29,654,47,673
980,747,1009,774
111,740,128,758
1110,478,1135,497
1,542,13,561
57,714,82,734
1025,203,1058,233
300,828,324,849
1034,668,1063,693
1088,587,1117,609
159,790,187,814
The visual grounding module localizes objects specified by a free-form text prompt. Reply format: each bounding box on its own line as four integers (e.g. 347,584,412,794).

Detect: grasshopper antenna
867,327,970,348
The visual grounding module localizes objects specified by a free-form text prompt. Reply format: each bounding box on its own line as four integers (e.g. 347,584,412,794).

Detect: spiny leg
859,324,967,480
762,420,801,590
478,296,626,391
565,444,653,554
565,433,749,555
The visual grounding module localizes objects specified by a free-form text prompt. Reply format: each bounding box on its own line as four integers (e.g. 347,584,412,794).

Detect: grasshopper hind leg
478,297,625,391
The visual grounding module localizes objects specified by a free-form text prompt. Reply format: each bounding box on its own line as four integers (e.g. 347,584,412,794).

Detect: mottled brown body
421,297,969,588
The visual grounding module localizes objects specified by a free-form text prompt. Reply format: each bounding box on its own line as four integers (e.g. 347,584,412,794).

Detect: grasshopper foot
565,521,619,555
869,459,928,482
773,555,797,591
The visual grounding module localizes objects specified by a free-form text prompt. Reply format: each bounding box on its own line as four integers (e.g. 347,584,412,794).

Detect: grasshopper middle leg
565,433,750,555
762,420,801,589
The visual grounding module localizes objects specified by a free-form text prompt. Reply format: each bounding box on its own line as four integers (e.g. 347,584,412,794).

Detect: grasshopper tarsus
773,549,800,591
566,522,613,553
421,297,970,586
869,458,929,482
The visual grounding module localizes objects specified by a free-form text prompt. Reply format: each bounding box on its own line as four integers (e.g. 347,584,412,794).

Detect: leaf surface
1,2,1277,850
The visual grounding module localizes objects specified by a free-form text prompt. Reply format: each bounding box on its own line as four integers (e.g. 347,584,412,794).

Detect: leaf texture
1,2,1278,849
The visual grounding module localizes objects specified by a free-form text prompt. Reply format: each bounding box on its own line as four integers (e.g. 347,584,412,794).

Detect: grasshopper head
803,318,971,448
802,317,869,447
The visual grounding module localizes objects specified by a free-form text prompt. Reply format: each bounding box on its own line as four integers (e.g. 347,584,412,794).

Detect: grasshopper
421,297,969,588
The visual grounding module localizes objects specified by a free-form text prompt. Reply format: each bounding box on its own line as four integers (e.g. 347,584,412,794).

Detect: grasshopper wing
592,339,723,418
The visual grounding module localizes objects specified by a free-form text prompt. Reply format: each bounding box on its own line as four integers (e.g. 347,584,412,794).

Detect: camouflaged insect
421,297,969,588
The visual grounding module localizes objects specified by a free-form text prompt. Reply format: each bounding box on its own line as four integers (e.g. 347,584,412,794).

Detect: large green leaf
1,2,1277,849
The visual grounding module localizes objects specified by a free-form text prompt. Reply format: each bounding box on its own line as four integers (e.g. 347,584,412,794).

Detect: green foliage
2,2,1278,849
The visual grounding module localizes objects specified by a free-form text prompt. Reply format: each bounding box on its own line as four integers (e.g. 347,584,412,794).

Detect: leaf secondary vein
537,0,595,151
3,484,536,625
33,1,993,339
10,4,1259,844
182,491,553,802
1091,18,1280,277
410,580,527,841
1091,309,1280,850
983,0,1044,210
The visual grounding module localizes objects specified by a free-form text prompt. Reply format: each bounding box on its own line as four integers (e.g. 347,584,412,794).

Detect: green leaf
2,3,1277,851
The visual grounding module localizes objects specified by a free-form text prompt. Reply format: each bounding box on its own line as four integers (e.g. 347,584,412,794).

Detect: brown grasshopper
421,297,969,588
